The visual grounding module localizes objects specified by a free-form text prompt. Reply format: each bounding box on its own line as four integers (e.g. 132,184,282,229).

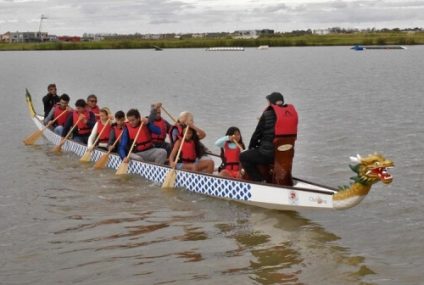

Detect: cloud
0,0,423,34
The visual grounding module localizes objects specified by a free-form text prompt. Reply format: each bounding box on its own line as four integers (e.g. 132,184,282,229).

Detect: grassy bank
1,32,424,51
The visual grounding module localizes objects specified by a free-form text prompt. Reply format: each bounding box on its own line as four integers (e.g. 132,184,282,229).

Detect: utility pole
38,14,48,42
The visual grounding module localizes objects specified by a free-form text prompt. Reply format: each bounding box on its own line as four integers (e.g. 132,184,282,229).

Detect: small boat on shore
206,47,244,51
24,90,394,211
351,45,406,51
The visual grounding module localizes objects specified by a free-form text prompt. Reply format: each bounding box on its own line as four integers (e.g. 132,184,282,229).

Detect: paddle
161,106,177,123
232,138,244,151
115,122,144,175
162,126,189,189
52,117,82,153
93,130,124,169
23,109,68,145
80,119,111,162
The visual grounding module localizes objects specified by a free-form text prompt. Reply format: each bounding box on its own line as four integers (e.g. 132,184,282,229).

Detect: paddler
215,126,246,179
86,94,100,121
87,107,113,150
107,110,126,152
240,92,298,185
150,102,172,155
169,127,214,174
61,99,96,144
43,93,72,135
118,107,167,165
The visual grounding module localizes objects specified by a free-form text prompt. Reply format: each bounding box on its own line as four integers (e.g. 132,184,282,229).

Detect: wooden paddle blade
94,153,109,169
162,169,177,189
115,162,129,175
23,129,43,145
80,150,92,162
51,144,63,154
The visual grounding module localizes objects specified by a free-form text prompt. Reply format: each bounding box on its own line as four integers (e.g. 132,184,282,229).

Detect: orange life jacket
73,110,92,135
179,140,197,163
223,142,240,171
271,104,298,136
113,125,124,143
97,120,112,143
151,118,167,143
126,122,153,152
88,105,100,122
89,105,100,115
169,124,183,145
53,104,69,126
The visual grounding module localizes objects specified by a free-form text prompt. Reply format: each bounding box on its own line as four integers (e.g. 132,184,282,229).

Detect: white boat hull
30,114,339,211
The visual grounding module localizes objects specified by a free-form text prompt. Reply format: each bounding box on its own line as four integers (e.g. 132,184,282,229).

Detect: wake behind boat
24,90,394,211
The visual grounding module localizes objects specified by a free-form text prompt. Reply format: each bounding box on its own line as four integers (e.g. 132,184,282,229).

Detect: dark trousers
240,149,274,181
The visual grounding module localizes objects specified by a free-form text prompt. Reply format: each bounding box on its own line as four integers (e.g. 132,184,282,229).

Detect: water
1,46,423,284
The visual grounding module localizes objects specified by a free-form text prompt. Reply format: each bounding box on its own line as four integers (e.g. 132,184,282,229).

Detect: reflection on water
0,144,375,285
15,149,373,285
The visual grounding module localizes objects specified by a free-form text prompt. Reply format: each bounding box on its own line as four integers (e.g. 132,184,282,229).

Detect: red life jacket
89,105,100,115
126,122,153,152
271,104,298,136
97,120,111,143
113,125,124,143
88,105,100,122
179,139,197,163
169,124,183,145
223,142,240,171
53,104,69,126
151,118,168,144
73,110,92,135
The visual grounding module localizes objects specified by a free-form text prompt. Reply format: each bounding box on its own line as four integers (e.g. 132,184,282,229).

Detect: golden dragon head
349,153,394,185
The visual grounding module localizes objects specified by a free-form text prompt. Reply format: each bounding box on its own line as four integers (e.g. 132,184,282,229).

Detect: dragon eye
374,161,380,166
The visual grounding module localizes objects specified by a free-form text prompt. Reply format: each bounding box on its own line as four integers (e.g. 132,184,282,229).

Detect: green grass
1,32,423,51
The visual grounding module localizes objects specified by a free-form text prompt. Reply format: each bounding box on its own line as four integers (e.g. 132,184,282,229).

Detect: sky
1,0,424,35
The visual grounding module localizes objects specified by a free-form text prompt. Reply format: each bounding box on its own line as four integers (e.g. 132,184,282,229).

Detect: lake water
0,46,423,285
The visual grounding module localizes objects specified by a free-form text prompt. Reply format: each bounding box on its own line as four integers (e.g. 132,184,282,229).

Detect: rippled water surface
1,47,423,284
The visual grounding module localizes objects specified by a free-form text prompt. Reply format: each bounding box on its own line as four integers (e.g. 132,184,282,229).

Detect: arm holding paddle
87,122,99,150
116,122,144,175
162,127,189,188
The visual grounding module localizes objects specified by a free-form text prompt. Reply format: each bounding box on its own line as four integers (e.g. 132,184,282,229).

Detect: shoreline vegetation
1,32,424,51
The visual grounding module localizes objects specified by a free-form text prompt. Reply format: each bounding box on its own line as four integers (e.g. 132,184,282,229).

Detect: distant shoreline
1,32,423,51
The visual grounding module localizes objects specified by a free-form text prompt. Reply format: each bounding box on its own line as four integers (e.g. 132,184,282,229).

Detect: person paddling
42,83,60,118
87,107,113,150
169,111,206,147
61,99,96,144
118,108,167,165
215,127,245,179
43,93,72,135
150,102,172,155
169,127,214,174
107,110,126,152
86,94,100,121
240,92,298,185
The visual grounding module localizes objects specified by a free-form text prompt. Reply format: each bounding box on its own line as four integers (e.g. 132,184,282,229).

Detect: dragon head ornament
349,153,394,185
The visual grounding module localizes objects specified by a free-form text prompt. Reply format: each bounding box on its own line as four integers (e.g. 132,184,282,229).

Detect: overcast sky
1,0,424,35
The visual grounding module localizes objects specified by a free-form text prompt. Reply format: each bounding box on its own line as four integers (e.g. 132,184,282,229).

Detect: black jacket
248,108,276,157
42,93,60,118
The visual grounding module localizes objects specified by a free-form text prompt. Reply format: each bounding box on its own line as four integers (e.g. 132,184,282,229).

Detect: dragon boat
24,90,394,211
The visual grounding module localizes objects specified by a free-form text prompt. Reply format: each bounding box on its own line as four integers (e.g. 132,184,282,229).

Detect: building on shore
0,31,48,43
